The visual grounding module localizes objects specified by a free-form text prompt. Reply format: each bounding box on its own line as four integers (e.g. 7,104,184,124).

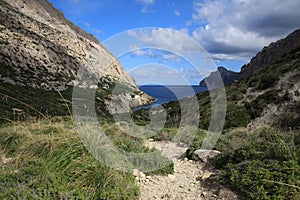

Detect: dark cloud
191,0,300,61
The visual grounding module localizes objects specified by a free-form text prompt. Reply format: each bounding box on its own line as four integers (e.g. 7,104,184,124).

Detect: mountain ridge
239,29,300,79
199,66,238,87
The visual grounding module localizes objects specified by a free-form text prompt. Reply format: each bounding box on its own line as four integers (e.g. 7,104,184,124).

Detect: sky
48,0,300,85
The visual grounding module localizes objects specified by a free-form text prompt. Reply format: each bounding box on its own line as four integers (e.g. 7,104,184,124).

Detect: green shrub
255,73,279,90
225,103,251,129
245,89,280,119
214,128,300,200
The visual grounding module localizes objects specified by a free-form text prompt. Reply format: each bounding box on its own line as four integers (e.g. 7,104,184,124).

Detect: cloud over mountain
191,0,300,62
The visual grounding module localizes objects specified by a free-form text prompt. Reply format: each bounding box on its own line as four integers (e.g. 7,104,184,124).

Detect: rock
201,171,214,180
167,174,175,180
140,173,146,179
199,66,238,87
160,142,189,160
132,169,140,177
193,149,221,163
239,29,300,80
132,169,146,180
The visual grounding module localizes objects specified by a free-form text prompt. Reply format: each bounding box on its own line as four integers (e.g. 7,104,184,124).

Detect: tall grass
0,118,140,199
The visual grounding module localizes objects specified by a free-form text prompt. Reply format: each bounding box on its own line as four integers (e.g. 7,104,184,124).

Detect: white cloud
178,67,209,79
136,0,155,5
129,45,146,56
93,29,102,34
173,10,180,16
162,53,180,62
128,28,199,55
127,64,212,85
128,64,191,85
136,0,155,13
191,0,300,61
84,22,90,28
127,28,217,76
140,6,155,13
129,45,160,58
185,20,193,26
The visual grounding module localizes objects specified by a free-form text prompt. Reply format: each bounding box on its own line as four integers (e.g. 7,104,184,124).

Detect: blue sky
48,0,300,85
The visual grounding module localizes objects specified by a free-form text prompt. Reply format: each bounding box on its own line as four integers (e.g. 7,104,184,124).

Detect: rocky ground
135,140,238,200
239,68,300,132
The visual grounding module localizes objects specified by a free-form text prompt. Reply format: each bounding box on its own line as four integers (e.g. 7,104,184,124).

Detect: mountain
146,29,300,199
0,0,152,121
199,66,238,87
135,29,300,131
239,29,300,80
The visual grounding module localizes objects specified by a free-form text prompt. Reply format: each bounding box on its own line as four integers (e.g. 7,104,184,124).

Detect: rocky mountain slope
0,0,151,120
237,29,300,130
199,66,238,87
239,29,300,79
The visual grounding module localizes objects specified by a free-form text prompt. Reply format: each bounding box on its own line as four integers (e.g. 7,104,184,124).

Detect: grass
0,117,174,199
0,82,73,123
0,77,174,198
0,118,139,199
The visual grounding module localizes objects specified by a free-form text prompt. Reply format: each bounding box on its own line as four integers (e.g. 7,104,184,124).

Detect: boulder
193,149,221,163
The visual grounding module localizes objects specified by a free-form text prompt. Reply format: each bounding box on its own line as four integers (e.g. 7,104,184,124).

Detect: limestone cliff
0,0,152,111
239,29,300,80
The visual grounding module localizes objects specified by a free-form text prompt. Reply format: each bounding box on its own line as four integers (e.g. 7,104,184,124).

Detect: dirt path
135,140,238,200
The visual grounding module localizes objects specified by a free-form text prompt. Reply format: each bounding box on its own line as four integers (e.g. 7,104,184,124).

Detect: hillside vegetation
132,30,300,199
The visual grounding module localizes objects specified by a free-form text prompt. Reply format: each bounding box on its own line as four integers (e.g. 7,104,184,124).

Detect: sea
134,85,207,110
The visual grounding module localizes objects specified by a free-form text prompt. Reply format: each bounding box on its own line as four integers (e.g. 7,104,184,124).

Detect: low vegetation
0,117,174,199
214,128,300,200
0,79,173,199
0,118,139,199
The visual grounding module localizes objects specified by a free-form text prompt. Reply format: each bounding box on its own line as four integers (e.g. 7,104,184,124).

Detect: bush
245,89,280,119
255,73,279,90
214,128,300,200
225,103,251,129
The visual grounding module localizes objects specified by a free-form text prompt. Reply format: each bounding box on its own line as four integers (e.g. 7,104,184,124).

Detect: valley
0,0,300,199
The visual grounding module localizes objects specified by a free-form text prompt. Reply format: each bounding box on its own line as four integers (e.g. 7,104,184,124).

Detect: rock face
0,0,151,107
199,66,238,87
239,29,300,80
193,149,221,163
